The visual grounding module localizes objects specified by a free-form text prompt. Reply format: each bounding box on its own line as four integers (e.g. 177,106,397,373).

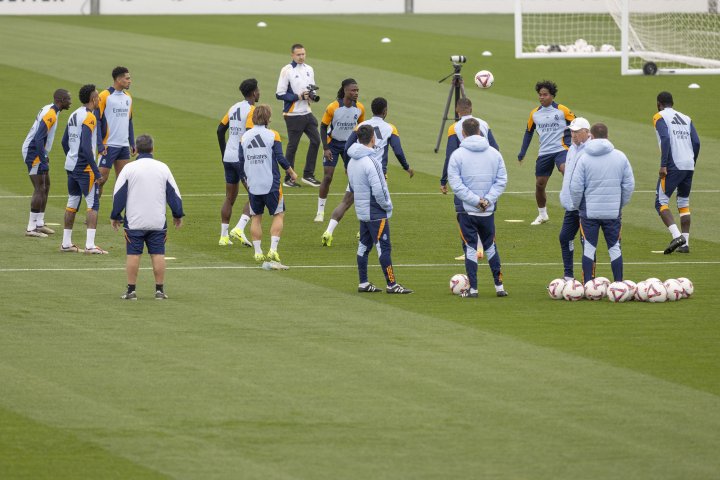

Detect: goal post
515,0,720,75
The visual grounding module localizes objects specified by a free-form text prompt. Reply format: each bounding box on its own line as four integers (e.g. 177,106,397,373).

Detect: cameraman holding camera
275,43,322,188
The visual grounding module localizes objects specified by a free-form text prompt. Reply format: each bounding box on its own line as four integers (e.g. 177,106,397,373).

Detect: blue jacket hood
584,138,615,156
347,143,374,160
459,135,490,153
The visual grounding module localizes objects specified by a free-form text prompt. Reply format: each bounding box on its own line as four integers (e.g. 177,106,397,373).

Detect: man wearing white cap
559,117,591,281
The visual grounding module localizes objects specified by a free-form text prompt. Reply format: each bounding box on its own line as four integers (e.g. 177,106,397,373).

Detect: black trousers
284,113,320,181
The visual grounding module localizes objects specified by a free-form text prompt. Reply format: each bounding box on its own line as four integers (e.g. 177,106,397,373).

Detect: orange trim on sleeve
527,107,539,131
220,113,229,125
652,112,662,128
558,104,575,122
321,101,339,125
357,102,366,123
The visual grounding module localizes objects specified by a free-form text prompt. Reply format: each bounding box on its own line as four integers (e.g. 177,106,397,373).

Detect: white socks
327,219,339,234
317,197,326,214
253,240,262,255
668,224,681,239
682,232,690,246
27,212,39,231
220,223,229,237
538,207,548,218
236,214,250,231
86,229,96,249
63,229,73,248
270,236,280,251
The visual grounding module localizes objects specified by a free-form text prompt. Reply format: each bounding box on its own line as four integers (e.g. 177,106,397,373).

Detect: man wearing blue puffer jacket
347,124,412,294
448,118,508,299
568,123,635,284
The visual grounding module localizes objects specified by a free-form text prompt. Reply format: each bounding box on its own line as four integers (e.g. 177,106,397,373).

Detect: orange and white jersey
22,104,60,162
97,87,133,147
63,106,98,173
219,100,254,163
322,99,365,142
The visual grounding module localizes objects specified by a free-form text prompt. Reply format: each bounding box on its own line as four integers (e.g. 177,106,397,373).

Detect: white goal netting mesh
517,0,720,74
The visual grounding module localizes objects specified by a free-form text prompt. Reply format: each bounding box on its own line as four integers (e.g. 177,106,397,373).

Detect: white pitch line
1,190,719,199
1,260,718,273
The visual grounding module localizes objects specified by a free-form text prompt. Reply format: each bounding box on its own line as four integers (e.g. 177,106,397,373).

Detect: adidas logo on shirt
671,114,687,125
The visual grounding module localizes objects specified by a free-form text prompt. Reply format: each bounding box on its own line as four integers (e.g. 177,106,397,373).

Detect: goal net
515,0,720,75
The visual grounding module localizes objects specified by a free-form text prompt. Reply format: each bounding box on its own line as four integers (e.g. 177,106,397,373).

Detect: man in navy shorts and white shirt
111,134,184,300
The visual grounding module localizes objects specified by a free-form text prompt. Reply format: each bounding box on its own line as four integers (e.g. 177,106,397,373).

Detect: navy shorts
536,150,567,177
25,155,49,175
656,169,693,211
66,168,99,212
125,229,167,255
98,146,131,169
223,162,244,185
323,139,349,168
248,189,284,216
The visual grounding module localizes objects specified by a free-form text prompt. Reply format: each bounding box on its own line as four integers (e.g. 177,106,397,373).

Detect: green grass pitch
1,14,719,479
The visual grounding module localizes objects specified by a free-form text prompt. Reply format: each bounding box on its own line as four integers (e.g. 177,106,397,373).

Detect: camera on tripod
306,84,320,102
450,55,467,65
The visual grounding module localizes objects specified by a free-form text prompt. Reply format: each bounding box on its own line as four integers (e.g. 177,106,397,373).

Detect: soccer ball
474,70,494,89
607,281,630,303
562,279,584,301
594,276,610,288
575,38,588,49
677,277,694,298
664,279,684,302
600,44,616,52
634,280,649,301
584,279,607,300
547,278,566,300
535,45,549,53
646,280,668,303
450,274,470,295
623,280,637,301
646,277,661,284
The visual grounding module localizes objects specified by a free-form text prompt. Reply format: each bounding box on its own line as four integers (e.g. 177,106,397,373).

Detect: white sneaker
25,229,48,238
530,214,549,225
85,246,109,254
314,212,324,222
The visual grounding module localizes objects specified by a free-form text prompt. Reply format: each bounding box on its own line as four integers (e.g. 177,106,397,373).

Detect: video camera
306,84,320,102
450,55,467,65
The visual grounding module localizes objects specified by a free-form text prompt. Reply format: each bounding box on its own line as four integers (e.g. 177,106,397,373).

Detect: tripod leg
434,82,456,153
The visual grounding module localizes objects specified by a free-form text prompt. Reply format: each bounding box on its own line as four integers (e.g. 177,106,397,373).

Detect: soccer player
96,66,135,194
111,135,184,300
517,80,575,225
237,104,297,265
217,78,259,247
440,96,499,260
321,97,413,246
60,84,107,254
440,96,499,194
558,117,592,281
347,125,412,294
447,118,508,298
653,91,701,254
315,78,365,222
22,89,71,237
275,43,322,188
568,123,635,284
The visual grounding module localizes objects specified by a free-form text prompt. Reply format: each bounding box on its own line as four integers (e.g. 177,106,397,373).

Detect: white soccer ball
474,70,494,89
634,280,649,301
646,281,668,303
664,279,684,302
623,280,637,301
583,44,596,53
535,45,549,53
584,279,607,300
677,277,694,298
450,274,470,295
547,278,566,300
562,279,584,301
600,44,616,52
594,277,610,288
646,277,661,284
607,281,630,303
575,38,588,48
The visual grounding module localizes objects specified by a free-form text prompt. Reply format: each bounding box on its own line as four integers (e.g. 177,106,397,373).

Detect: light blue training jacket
568,138,635,219
447,135,507,215
347,142,393,221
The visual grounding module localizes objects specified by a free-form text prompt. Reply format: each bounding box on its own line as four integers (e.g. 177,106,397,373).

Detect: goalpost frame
515,0,720,75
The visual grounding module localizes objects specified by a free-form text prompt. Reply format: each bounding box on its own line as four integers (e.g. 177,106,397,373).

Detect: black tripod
434,63,466,153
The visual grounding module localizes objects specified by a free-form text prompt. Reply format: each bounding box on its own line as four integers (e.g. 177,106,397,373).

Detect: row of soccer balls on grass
547,277,694,303
448,274,694,302
535,39,616,54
